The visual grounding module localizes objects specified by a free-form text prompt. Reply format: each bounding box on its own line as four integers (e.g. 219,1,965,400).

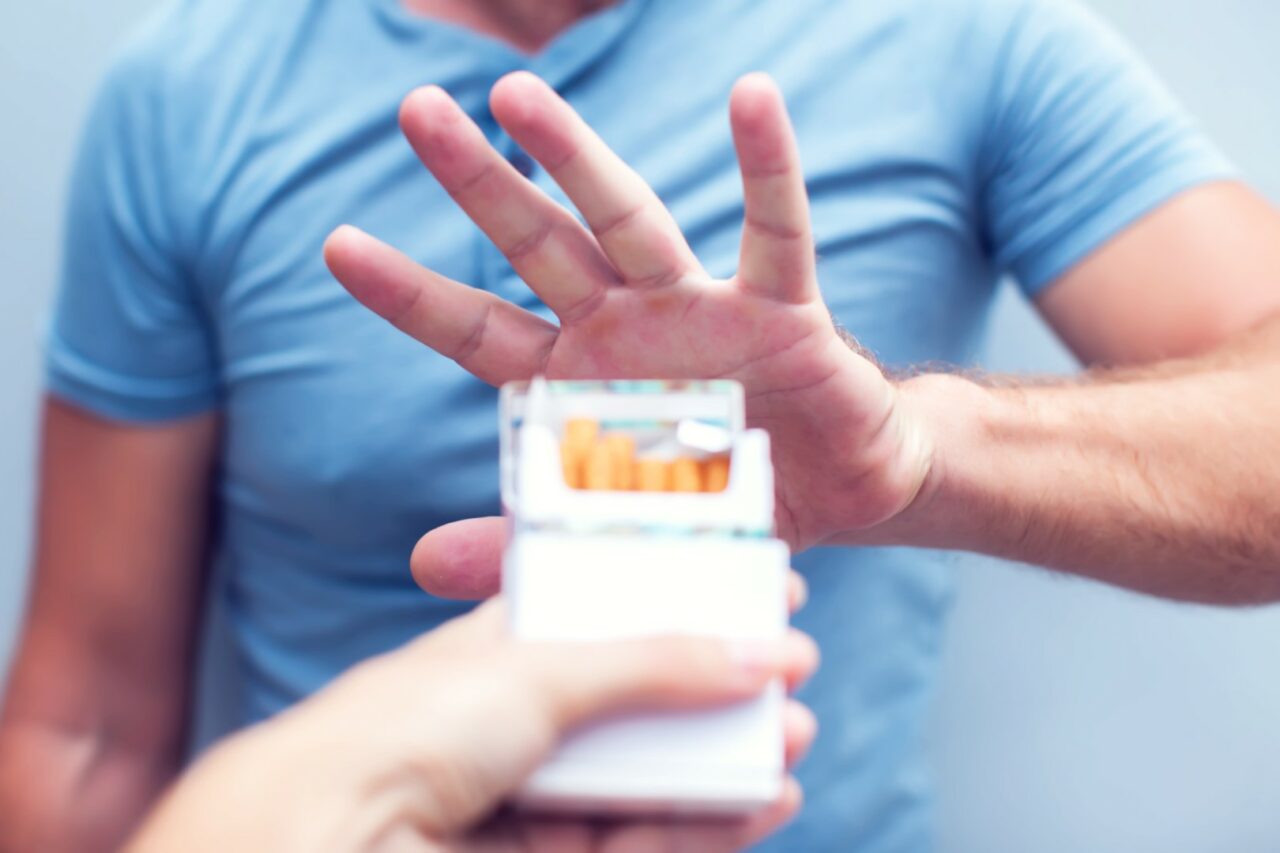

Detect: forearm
0,401,217,851
0,716,181,853
861,315,1280,603
127,718,352,853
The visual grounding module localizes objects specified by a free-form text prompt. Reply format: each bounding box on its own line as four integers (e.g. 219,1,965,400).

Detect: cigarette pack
500,378,790,815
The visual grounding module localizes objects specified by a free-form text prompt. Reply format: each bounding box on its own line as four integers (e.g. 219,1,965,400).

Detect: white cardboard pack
500,379,791,815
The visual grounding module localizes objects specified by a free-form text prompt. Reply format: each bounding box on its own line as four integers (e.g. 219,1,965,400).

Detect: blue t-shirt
48,0,1229,848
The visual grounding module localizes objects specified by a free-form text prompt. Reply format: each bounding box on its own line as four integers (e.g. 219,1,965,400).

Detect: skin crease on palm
324,72,933,588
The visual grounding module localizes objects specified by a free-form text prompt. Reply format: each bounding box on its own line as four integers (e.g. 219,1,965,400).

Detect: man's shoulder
728,0,1038,78
103,0,312,106
802,0,1032,37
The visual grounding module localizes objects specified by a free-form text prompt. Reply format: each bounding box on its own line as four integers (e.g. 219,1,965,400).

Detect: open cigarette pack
500,378,790,815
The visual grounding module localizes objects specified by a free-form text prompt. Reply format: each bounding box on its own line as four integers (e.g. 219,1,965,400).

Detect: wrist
131,708,390,853
845,371,1005,549
268,673,433,850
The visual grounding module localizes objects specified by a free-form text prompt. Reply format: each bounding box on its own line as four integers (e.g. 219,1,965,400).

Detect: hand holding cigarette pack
501,378,790,815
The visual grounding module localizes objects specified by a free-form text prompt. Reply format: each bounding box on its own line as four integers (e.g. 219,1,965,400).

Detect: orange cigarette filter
564,418,599,450
604,433,636,491
634,458,670,492
583,441,614,490
562,422,731,493
561,418,599,489
671,457,702,493
562,452,584,489
702,455,731,492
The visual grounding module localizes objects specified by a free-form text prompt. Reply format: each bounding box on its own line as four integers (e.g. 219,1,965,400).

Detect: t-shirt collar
369,0,648,89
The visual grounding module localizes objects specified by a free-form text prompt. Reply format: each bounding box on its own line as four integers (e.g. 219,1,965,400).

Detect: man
3,1,1279,851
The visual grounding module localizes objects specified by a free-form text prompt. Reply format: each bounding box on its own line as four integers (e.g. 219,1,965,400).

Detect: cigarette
584,441,614,490
703,455,730,492
562,451,583,489
635,458,670,492
604,433,636,491
561,418,599,489
564,418,599,449
671,457,702,492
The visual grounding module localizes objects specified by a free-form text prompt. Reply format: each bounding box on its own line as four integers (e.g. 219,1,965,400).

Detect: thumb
411,516,507,599
513,634,791,732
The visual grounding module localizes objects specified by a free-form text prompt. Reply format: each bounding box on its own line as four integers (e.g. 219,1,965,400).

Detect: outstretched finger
325,226,557,386
730,73,818,303
490,71,703,288
399,85,620,321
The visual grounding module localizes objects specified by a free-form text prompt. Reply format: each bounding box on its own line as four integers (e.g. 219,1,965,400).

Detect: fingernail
791,573,809,611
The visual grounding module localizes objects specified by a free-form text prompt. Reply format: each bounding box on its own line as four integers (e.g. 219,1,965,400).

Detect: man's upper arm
974,1,1280,363
1036,182,1280,365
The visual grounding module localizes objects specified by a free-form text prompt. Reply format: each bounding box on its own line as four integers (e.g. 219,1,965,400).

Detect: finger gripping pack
500,377,790,815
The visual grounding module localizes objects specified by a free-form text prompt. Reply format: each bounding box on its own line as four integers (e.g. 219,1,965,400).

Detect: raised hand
324,71,933,594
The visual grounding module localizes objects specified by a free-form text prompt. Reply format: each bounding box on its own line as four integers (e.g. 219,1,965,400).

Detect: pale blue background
2,2,1278,850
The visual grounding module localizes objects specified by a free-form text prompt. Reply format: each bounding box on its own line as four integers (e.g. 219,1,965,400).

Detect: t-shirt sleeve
978,0,1236,297
45,38,219,422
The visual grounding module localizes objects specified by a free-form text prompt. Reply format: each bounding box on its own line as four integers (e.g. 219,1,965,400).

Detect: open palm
325,71,931,563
